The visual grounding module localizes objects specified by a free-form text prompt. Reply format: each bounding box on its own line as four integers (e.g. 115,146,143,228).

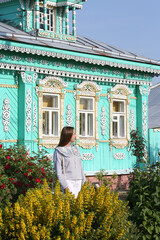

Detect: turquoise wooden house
1,0,160,186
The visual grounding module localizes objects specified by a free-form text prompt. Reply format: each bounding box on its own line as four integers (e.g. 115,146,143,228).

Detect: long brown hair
58,126,74,147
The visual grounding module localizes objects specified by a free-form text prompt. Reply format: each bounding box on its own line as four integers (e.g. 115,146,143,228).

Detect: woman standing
53,126,86,198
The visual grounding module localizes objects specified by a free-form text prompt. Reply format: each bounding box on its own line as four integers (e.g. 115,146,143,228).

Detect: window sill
110,138,128,149
77,137,97,149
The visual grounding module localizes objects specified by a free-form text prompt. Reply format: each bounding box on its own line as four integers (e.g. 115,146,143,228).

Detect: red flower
9,178,13,182
6,156,11,159
26,152,28,156
0,183,5,189
30,157,34,160
35,178,40,183
0,144,3,148
0,175,2,177
29,175,33,180
22,166,24,169
28,162,32,166
24,173,28,177
38,160,41,162
15,170,19,173
42,172,45,175
19,158,21,161
41,181,43,184
5,164,10,170
16,182,23,187
28,169,32,172
8,148,11,151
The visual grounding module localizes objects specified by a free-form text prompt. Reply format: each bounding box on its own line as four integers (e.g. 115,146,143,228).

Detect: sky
76,0,160,85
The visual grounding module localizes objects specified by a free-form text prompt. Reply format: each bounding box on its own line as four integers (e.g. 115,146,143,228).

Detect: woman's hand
64,187,70,192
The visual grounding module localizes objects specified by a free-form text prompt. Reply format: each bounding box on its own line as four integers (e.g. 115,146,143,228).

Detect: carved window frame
108,84,132,149
38,76,67,149
75,81,101,149
39,4,56,32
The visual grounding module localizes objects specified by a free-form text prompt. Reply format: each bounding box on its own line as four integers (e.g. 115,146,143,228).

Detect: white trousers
66,180,82,198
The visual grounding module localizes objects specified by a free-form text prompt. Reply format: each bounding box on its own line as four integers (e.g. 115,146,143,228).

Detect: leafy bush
95,169,117,188
0,181,130,240
127,162,160,240
0,145,54,210
129,130,147,167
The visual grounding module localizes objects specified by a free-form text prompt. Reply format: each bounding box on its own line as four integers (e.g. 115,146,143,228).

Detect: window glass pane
87,113,93,136
120,116,125,137
43,95,58,108
80,113,85,136
113,101,124,112
43,111,49,135
52,112,58,135
113,121,118,137
80,98,93,110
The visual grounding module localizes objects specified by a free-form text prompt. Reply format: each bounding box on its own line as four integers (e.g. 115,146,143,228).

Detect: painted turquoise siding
0,87,18,146
148,129,160,164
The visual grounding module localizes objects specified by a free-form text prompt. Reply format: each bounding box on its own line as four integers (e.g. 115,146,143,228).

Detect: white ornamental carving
21,72,25,83
27,10,31,30
130,109,135,131
66,104,72,126
142,101,147,136
114,153,125,160
139,86,148,95
81,153,94,161
33,101,37,132
101,106,106,135
2,98,10,132
27,75,32,83
26,89,32,133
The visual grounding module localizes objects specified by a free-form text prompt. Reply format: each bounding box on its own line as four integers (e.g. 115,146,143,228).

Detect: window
108,84,133,149
42,94,59,136
39,6,55,32
79,97,94,137
112,100,126,138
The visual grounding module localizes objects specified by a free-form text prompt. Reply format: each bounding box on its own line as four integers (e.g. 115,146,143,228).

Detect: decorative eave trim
47,1,83,9
85,169,133,176
0,62,152,86
0,44,160,74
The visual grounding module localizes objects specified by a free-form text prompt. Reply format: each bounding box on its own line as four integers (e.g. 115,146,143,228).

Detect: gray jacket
53,145,86,189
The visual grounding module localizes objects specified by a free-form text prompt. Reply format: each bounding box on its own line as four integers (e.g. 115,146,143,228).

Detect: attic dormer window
39,6,56,32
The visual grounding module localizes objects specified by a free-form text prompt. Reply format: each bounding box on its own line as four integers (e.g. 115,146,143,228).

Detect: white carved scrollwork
33,101,37,132
130,109,135,131
101,106,106,135
143,101,147,136
34,73,38,83
2,98,10,132
26,89,32,133
66,104,72,126
27,10,31,30
114,153,125,160
21,72,25,83
27,75,32,83
81,153,94,161
139,86,148,95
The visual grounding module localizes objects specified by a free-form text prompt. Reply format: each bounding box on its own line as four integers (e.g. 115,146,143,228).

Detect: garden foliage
0,145,53,210
0,181,130,240
127,162,160,240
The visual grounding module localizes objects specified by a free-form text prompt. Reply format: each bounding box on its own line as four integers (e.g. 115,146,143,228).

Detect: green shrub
127,162,160,240
0,145,54,210
0,181,130,240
